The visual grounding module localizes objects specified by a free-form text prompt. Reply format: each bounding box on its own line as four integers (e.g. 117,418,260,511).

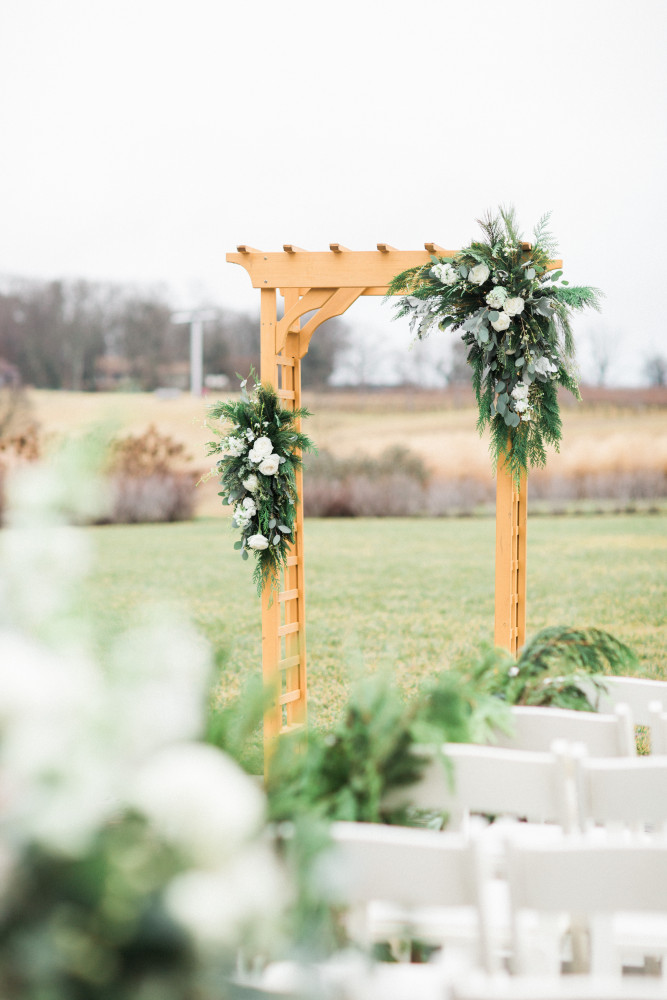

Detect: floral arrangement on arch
205,372,315,594
388,208,603,481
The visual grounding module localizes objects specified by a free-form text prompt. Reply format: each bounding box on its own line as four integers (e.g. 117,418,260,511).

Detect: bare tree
585,324,620,387
643,352,667,387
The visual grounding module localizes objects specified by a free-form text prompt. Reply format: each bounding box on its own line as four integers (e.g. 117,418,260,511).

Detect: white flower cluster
430,262,458,285
511,382,532,420
0,452,290,954
489,294,525,332
233,496,256,530
248,435,281,476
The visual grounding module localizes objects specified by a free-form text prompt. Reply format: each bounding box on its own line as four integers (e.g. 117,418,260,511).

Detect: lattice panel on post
259,287,308,762
494,460,527,656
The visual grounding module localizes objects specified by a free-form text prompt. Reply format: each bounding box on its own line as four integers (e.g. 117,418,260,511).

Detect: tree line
0,276,349,391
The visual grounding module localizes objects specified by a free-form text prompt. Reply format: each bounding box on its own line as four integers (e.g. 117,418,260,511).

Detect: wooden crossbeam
228,246,562,292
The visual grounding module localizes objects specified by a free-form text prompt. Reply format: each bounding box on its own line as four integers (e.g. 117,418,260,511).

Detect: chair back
585,675,667,728
490,705,636,757
505,835,667,976
575,753,667,834
385,742,578,832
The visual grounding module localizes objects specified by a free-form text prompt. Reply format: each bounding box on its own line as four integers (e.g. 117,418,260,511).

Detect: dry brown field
26,387,667,517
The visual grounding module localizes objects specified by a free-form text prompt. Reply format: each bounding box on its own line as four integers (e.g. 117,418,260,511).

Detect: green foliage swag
388,208,603,481
206,372,315,594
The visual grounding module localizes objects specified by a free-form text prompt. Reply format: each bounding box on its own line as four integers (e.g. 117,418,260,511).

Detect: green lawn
83,514,666,731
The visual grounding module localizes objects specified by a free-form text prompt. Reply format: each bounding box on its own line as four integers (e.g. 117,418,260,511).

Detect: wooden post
494,455,527,656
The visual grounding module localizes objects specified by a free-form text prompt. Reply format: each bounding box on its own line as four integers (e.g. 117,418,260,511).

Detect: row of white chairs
324,821,667,997
386,739,667,836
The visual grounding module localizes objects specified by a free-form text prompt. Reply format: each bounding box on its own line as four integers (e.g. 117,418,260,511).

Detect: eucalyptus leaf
527,363,535,374
478,328,489,344
269,518,277,529
278,525,291,533
525,268,536,280
430,254,439,265
234,541,242,550
241,549,249,561
550,270,563,282
488,311,499,322
459,266,469,279
503,411,513,426
509,412,520,427
515,357,524,367
561,280,569,286
495,381,505,392
273,535,280,545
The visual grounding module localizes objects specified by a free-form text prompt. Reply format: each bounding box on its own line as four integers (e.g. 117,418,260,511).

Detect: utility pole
171,309,217,396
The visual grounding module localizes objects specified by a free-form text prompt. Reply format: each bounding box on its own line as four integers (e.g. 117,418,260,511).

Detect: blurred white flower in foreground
0,442,290,989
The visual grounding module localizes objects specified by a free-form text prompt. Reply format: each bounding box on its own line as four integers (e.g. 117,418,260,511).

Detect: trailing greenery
204,370,316,595
460,626,639,711
388,207,603,482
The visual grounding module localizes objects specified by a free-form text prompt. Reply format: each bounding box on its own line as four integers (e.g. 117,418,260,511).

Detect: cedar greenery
205,371,315,595
388,207,603,482
462,626,638,711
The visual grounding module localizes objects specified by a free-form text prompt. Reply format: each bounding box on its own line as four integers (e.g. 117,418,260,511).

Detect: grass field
26,389,667,517
83,514,666,733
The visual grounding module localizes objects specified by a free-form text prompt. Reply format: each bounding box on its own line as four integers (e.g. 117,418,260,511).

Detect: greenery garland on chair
388,207,603,481
205,371,316,595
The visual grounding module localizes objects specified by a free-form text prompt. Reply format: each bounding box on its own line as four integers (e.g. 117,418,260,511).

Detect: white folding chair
328,820,496,972
504,835,667,978
489,704,636,757
575,753,667,836
384,741,578,834
585,676,667,728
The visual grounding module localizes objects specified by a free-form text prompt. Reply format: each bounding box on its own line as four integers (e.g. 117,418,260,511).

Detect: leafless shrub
0,422,42,526
101,425,198,523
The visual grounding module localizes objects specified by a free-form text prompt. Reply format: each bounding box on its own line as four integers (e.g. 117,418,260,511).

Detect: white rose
491,312,510,332
533,356,558,375
511,383,530,401
242,497,256,514
247,534,269,550
504,296,525,317
432,263,458,286
225,437,246,457
486,287,508,310
250,436,273,458
468,264,490,285
258,454,280,476
513,397,529,413
242,474,259,492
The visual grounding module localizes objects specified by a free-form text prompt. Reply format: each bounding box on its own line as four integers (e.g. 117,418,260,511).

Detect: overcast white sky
1,0,666,384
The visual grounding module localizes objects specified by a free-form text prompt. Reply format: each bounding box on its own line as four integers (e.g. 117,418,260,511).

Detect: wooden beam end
237,244,260,254
329,243,349,254
377,242,397,253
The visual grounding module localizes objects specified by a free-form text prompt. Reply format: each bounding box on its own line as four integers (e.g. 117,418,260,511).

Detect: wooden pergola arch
227,242,563,753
